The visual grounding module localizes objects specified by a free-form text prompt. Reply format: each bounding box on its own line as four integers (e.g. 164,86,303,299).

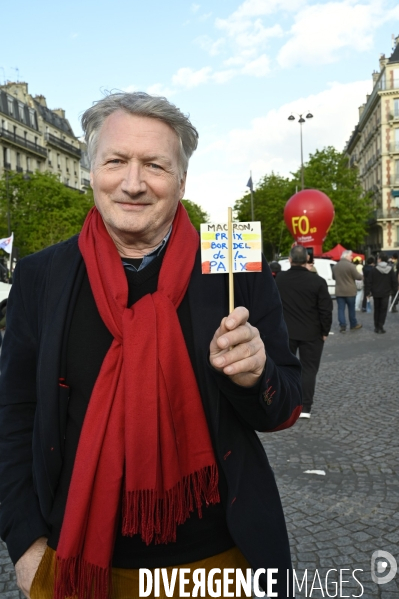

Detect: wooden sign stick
228,207,234,313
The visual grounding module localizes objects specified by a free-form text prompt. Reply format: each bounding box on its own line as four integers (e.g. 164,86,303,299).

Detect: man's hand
209,306,266,387
322,336,327,341
15,537,48,598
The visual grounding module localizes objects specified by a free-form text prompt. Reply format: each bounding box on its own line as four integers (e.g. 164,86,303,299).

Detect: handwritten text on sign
200,222,262,274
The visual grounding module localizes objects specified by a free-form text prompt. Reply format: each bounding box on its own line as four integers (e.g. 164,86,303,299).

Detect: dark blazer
275,266,333,340
0,236,302,598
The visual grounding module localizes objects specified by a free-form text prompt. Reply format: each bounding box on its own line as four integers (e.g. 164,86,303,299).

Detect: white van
0,282,11,303
278,258,337,297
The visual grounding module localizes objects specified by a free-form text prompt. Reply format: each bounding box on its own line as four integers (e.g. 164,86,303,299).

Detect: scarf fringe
54,555,111,599
122,464,220,545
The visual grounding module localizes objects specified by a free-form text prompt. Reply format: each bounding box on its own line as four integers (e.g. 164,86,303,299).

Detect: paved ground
259,305,399,598
1,304,398,598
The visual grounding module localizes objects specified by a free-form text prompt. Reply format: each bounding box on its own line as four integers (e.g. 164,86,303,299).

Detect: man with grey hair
333,249,363,333
0,92,301,598
276,245,332,418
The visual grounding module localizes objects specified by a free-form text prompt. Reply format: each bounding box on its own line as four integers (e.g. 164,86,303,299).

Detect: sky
2,0,399,222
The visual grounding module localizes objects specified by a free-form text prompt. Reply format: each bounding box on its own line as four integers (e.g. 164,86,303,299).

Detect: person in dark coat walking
370,252,398,333
276,245,332,419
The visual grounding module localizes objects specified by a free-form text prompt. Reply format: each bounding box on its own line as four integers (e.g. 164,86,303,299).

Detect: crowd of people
270,246,399,421
333,250,398,334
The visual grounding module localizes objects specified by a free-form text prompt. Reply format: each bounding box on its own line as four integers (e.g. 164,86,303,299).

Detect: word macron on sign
200,222,262,274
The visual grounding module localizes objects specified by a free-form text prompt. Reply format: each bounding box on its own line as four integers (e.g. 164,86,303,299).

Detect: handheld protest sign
200,211,262,313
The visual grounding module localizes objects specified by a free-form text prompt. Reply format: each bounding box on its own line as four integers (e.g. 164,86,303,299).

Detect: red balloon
284,189,335,256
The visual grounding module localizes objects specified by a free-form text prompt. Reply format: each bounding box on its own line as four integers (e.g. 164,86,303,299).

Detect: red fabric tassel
55,555,111,599
55,203,220,599
122,464,220,544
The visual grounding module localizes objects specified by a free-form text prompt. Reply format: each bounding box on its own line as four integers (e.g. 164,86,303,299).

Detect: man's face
90,111,186,248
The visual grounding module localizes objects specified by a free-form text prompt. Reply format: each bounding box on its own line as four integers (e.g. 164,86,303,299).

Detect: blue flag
246,176,253,191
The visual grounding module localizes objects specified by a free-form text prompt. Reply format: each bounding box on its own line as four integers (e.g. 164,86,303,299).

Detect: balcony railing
0,128,47,158
45,133,81,158
16,166,23,173
380,80,399,91
376,208,399,219
81,178,90,187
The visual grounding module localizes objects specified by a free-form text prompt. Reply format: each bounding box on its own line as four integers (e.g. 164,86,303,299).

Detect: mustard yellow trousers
31,545,251,598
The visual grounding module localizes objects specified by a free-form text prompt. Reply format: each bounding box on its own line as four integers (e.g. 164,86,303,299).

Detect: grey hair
341,250,352,259
81,92,199,173
290,245,307,265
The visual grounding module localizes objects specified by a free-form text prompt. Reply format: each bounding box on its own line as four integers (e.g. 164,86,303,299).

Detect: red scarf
54,203,219,599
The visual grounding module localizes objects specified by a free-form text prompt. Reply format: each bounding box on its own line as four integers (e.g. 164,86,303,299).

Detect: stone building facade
0,82,88,192
345,37,399,252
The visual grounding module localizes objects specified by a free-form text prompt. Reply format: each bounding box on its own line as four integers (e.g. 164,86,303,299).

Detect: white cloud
211,69,237,83
123,84,138,93
185,168,248,223
195,35,225,56
185,79,372,221
222,0,305,19
146,83,176,96
241,54,271,76
172,66,212,88
278,1,399,68
191,3,200,13
199,12,213,21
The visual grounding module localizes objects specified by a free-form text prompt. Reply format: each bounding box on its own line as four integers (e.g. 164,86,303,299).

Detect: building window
395,160,399,185
7,97,14,117
395,99,399,118
26,157,30,171
18,104,25,122
29,109,36,128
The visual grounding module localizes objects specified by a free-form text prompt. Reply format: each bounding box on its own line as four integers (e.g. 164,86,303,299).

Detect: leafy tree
234,147,372,259
0,171,94,257
234,173,297,260
181,199,209,230
293,146,372,252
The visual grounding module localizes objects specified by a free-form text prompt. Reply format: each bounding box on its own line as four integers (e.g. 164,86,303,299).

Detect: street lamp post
288,112,313,190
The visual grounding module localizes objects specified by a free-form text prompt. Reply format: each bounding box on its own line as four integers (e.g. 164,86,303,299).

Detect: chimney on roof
372,70,379,86
379,53,388,70
359,104,366,118
34,94,47,107
3,82,28,99
53,108,65,119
